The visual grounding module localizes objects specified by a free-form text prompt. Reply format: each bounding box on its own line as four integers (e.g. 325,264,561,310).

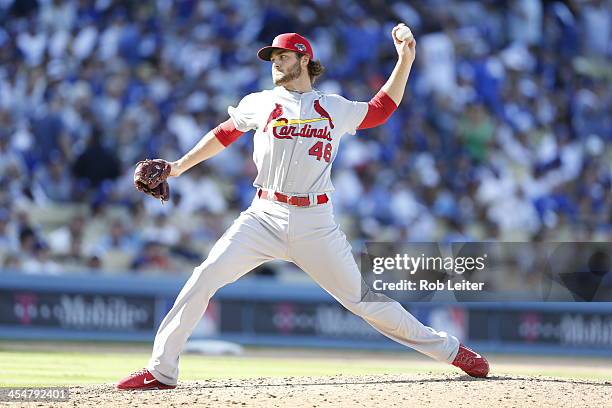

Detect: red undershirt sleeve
212,118,245,147
356,90,398,130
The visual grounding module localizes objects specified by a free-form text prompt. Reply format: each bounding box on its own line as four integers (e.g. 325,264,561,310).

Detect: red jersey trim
213,118,244,147
357,90,398,130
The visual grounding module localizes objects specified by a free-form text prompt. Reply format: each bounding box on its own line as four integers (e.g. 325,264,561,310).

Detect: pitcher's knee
186,264,219,298
343,300,371,317
191,257,237,296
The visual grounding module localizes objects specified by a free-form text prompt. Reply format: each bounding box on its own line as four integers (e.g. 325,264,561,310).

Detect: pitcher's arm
170,119,243,177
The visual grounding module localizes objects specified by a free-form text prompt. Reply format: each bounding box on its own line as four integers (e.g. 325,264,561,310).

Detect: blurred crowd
0,0,609,276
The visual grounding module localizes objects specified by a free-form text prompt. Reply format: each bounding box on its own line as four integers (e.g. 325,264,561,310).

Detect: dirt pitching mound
12,373,612,408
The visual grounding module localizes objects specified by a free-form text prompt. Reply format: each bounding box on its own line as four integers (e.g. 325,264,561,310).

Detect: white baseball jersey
146,85,461,386
228,86,369,194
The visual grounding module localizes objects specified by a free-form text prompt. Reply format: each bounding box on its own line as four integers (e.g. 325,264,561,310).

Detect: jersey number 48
308,141,332,162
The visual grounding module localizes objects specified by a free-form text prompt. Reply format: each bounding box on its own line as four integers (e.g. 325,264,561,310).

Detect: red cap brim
257,46,291,61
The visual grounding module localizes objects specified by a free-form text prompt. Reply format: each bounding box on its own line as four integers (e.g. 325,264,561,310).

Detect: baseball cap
257,33,314,61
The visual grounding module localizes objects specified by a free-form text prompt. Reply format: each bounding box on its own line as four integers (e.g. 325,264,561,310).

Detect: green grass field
2,344,610,408
1,346,611,387
0,350,443,387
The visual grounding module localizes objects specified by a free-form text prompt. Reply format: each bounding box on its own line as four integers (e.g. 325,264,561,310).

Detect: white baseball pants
148,196,460,385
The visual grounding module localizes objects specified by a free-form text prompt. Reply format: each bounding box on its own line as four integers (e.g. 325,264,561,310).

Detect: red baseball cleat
451,344,489,378
116,368,176,390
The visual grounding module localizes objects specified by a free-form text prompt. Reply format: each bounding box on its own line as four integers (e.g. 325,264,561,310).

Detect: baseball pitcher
119,24,489,390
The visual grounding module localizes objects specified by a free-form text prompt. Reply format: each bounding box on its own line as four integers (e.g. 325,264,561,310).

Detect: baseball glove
134,159,172,201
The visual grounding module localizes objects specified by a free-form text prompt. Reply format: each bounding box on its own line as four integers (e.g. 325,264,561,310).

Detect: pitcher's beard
273,61,302,85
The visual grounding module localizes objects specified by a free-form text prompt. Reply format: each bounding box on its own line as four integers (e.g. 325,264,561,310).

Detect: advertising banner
0,289,155,332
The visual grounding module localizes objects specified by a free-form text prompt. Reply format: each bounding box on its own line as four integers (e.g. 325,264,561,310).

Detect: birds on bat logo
313,100,334,129
264,103,284,132
264,100,335,141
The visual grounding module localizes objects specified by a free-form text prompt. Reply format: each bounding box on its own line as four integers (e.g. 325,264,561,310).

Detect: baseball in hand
395,25,414,42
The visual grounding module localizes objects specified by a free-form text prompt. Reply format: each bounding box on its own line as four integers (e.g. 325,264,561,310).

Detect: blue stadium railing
0,271,611,356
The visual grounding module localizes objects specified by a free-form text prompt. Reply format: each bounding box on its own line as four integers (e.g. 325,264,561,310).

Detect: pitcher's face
271,51,303,86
